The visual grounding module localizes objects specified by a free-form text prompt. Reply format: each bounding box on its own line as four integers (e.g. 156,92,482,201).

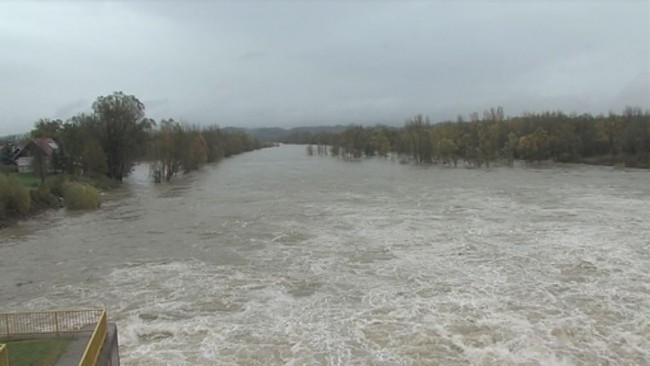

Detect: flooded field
1,144,649,365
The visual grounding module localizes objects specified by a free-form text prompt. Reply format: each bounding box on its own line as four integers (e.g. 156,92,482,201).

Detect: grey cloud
238,52,265,62
0,0,648,135
54,99,90,120
613,72,650,109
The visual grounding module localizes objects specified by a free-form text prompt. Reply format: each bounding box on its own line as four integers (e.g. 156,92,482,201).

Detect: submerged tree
92,92,152,181
321,106,649,168
148,121,260,183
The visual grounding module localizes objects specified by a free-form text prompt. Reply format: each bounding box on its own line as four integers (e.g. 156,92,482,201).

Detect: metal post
0,344,9,366
54,312,60,336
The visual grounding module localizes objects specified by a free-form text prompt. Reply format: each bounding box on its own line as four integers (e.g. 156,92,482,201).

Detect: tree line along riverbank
0,91,265,228
297,106,650,168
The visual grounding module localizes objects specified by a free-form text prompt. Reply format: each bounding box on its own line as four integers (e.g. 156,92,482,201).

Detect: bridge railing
78,310,107,366
0,309,104,337
0,309,108,366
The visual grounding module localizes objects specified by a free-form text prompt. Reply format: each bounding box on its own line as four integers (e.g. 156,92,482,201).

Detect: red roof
31,137,59,156
12,137,59,161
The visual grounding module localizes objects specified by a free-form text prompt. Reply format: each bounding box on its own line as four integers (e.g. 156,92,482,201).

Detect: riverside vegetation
0,91,263,227
300,106,650,168
2,102,647,227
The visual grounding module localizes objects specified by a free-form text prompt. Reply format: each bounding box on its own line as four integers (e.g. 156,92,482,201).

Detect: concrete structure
97,323,120,366
54,323,120,366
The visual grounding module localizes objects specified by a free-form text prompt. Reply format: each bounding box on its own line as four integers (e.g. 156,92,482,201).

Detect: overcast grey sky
0,1,648,135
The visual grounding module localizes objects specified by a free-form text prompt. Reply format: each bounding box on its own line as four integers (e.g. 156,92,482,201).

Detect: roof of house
12,137,59,161
32,137,59,155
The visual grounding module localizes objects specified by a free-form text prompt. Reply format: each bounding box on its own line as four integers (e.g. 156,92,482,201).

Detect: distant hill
223,125,347,142
0,134,26,144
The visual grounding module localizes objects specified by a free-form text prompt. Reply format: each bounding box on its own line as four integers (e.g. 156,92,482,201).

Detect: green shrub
11,173,41,188
45,174,69,197
0,174,31,218
63,183,101,210
30,184,59,208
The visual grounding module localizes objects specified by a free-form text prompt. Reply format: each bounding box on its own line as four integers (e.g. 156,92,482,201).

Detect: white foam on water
101,185,649,364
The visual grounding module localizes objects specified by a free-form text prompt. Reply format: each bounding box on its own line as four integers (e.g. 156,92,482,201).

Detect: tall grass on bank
62,183,101,210
0,174,31,219
44,174,119,196
9,172,41,188
30,184,59,208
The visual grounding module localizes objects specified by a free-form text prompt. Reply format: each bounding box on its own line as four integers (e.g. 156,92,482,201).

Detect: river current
1,145,649,365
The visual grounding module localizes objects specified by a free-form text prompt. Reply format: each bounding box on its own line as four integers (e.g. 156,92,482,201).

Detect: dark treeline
302,107,650,168
148,120,262,182
280,126,347,144
25,91,263,183
0,91,263,223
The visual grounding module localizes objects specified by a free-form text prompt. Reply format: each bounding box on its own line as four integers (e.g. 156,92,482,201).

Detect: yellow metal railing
0,309,103,336
78,310,107,366
0,309,108,366
0,344,8,366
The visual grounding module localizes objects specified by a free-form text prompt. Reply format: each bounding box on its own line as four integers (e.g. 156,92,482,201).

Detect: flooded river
1,145,649,365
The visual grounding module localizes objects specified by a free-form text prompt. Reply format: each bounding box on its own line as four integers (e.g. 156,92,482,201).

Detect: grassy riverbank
7,172,41,188
0,173,117,229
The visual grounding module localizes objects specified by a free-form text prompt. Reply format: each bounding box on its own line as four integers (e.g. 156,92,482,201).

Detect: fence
0,309,104,337
0,309,107,366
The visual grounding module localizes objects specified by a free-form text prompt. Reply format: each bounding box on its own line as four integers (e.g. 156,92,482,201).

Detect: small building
12,137,59,173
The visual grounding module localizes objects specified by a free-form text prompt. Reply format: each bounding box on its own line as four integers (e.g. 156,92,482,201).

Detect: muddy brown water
1,145,649,365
